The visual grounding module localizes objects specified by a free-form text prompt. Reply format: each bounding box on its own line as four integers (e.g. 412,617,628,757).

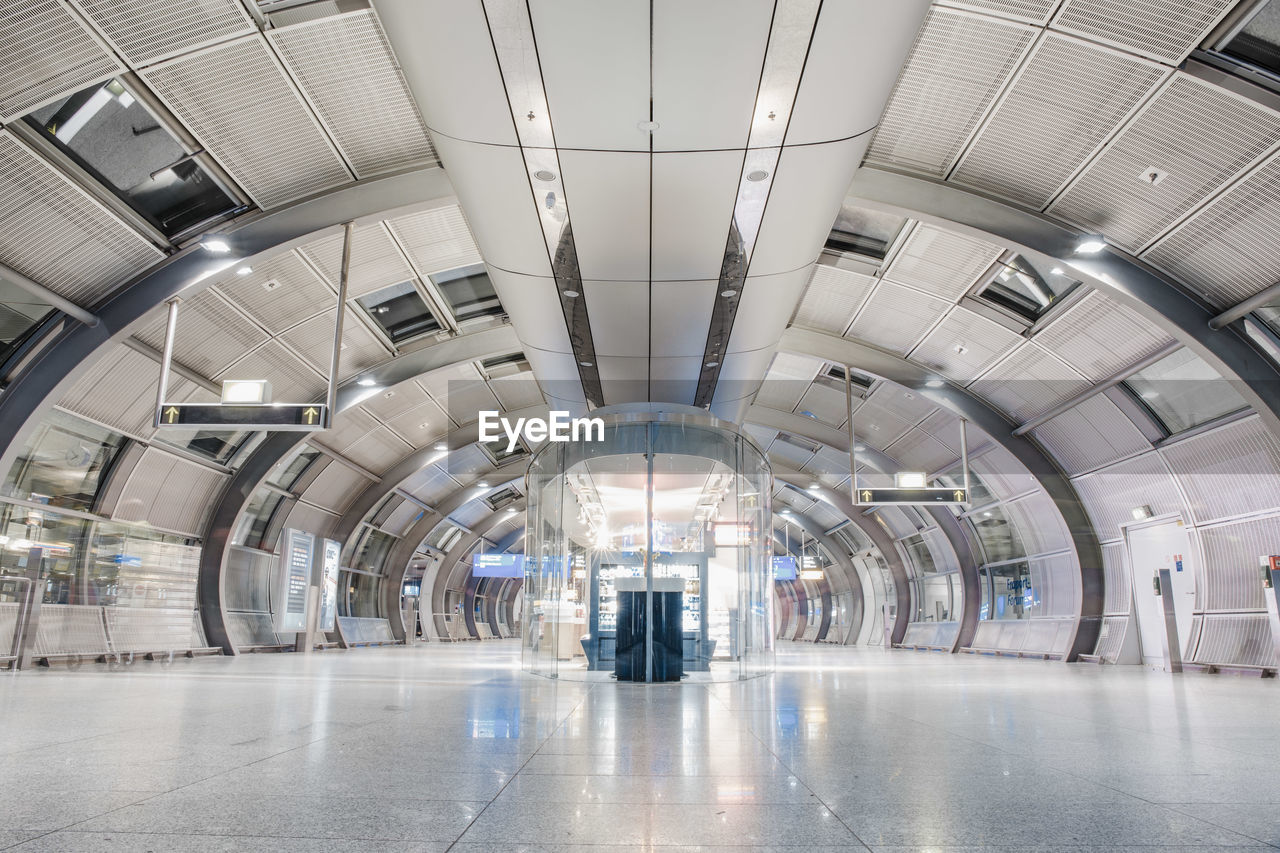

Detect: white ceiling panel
361,380,432,421
795,383,849,428
279,311,391,381
752,351,823,412
847,281,951,356
885,428,958,474
850,400,913,451
726,267,812,355
596,355,651,406
583,281,649,358
299,222,414,299
386,205,483,277
485,269,572,355
431,134,552,275
909,306,1024,383
214,251,334,336
711,347,779,418
651,0,772,151
489,372,546,411
371,0,516,145
75,0,254,67
942,0,1060,24
60,345,199,440
0,0,120,121
343,425,413,474
135,290,268,379
787,0,930,145
386,400,451,447
1050,0,1235,65
651,151,741,280
529,0,650,151
867,382,937,424
749,136,867,276
792,265,875,334
215,340,327,404
1031,393,1150,475
652,281,717,357
971,342,1091,421
326,406,381,454
883,224,1002,301
401,462,457,505
1033,290,1173,381
557,150,649,280
417,362,500,423
647,355,703,404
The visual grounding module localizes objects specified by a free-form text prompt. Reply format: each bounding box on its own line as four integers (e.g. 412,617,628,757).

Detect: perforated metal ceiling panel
400,463,457,506
754,353,822,413
940,0,1060,25
135,290,268,378
1005,491,1070,554
1051,74,1280,254
850,400,914,451
971,342,1090,420
1050,0,1234,65
300,460,369,514
969,444,1038,498
386,206,482,277
1159,415,1280,525
0,131,163,304
113,446,227,537
1070,451,1181,540
214,251,335,336
791,265,875,335
214,340,327,403
951,34,1166,209
1031,393,1150,475
384,400,449,446
489,373,544,412
1142,150,1280,308
58,344,202,439
342,425,413,475
324,406,381,455
279,312,390,382
74,0,254,66
1099,541,1130,614
0,0,120,120
268,10,436,178
1032,291,1173,381
300,222,416,298
865,7,1036,177
908,306,1023,383
141,35,352,209
884,427,958,474
847,281,952,356
794,383,849,429
882,224,1002,301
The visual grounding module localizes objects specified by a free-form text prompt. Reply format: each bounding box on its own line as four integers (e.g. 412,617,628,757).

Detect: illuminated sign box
473,553,525,578
713,522,751,547
771,556,797,580
156,403,328,430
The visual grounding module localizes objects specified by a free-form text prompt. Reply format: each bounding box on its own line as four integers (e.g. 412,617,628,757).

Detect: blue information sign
772,556,797,580
473,553,525,578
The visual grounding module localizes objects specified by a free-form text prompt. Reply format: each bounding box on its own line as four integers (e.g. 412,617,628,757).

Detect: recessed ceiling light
636,120,660,132
235,265,252,276
382,390,395,398
721,289,737,298
1141,390,1160,400
562,289,579,298
705,361,719,368
780,508,792,515
1075,235,1107,254
418,423,430,429
356,377,377,387
1051,267,1064,276
533,169,556,182
201,236,231,253
854,444,865,451
579,361,593,367
433,442,448,451
808,483,821,491
746,170,769,182
477,481,489,489
926,379,944,388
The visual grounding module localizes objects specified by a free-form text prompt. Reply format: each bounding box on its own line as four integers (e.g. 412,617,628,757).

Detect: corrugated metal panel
1050,0,1235,64
135,289,268,378
214,250,335,335
300,222,415,298
971,342,1091,421
943,0,1059,25
865,7,1036,177
268,10,435,178
1100,541,1131,614
342,425,412,474
1006,491,1071,555
59,344,197,438
1052,74,1280,254
909,306,1023,383
385,206,482,277
1094,614,1130,661
141,34,352,209
792,265,875,334
883,224,1002,301
1142,150,1280,309
1160,416,1280,524
1071,451,1182,539
1033,291,1173,381
1031,393,1151,475
0,0,120,120
884,428,958,474
74,0,254,66
847,281,952,355
300,460,368,513
279,311,390,381
214,340,327,403
113,446,228,536
1189,612,1276,668
952,34,1166,209
0,131,163,304
1194,516,1280,612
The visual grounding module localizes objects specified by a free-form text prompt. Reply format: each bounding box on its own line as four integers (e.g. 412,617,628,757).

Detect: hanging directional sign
855,487,968,506
155,403,328,431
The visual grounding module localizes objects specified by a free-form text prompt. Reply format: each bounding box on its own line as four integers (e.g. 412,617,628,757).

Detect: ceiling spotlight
1074,235,1107,254
433,442,448,451
579,360,593,367
808,482,821,491
356,377,378,387
705,361,719,368
746,170,769,182
780,508,792,515
235,265,253,276
562,289,579,298
1050,267,1064,276
533,169,557,182
926,379,945,388
201,236,231,254
476,481,489,489
721,289,738,298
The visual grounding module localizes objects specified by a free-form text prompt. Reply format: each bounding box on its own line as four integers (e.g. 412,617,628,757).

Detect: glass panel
969,504,1025,563
0,275,54,365
352,528,396,574
1123,349,1248,434
980,561,1032,620
269,446,321,490
357,281,442,343
26,78,238,237
431,265,503,322
913,574,957,622
233,487,285,550
828,205,907,259
1221,0,1280,77
978,254,1078,320
902,533,938,575
340,569,381,618
2,410,126,512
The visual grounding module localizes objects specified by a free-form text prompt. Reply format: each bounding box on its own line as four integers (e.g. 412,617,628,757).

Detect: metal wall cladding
1143,151,1280,309
338,616,394,643
969,445,1039,500
0,0,120,120
1190,612,1276,668
382,497,425,538
952,34,1166,210
112,446,228,536
1159,416,1280,524
223,546,273,612
225,610,280,647
1032,291,1174,382
1032,393,1152,475
1071,451,1182,540
0,132,163,304
865,7,1036,177
1093,614,1130,661
883,224,1002,302
909,307,1023,383
1006,491,1071,555
971,342,1092,422
33,604,110,657
792,265,874,335
141,35,352,210
74,0,254,66
300,460,369,514
268,10,436,178
59,344,198,439
1027,552,1080,618
1192,515,1280,612
1101,540,1132,614
104,606,198,654
1051,0,1236,65
280,499,337,541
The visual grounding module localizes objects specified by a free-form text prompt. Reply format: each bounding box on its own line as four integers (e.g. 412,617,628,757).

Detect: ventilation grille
343,426,412,475
1031,393,1151,475
113,447,228,536
136,290,268,378
792,265,875,334
1194,516,1280,612
215,340,327,403
1093,614,1130,661
300,222,415,298
268,10,436,178
0,0,120,120
1051,0,1235,64
953,34,1166,209
1052,74,1280,254
214,250,335,335
1143,150,1280,309
1100,540,1131,614
971,342,1090,421
908,306,1023,383
141,34,352,209
0,132,163,304
75,0,254,66
301,460,369,513
942,0,1060,24
865,8,1036,177
1071,451,1181,538
1160,416,1280,524
386,206,482,276
847,281,951,356
1189,612,1276,668
1033,291,1173,381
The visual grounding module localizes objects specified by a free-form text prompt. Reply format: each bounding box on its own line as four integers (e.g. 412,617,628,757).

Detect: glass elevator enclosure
522,405,774,682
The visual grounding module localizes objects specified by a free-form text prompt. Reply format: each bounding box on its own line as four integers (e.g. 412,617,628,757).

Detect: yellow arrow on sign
953,489,966,502
163,406,180,424
303,406,319,424
860,489,872,502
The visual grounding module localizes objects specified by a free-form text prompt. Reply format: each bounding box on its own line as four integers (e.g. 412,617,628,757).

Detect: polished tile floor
1,641,1278,851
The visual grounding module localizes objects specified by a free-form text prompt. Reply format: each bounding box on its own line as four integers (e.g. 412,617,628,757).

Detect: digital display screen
771,556,797,580
473,553,525,578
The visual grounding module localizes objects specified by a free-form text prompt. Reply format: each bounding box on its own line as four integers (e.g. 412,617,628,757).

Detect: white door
1126,518,1197,667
